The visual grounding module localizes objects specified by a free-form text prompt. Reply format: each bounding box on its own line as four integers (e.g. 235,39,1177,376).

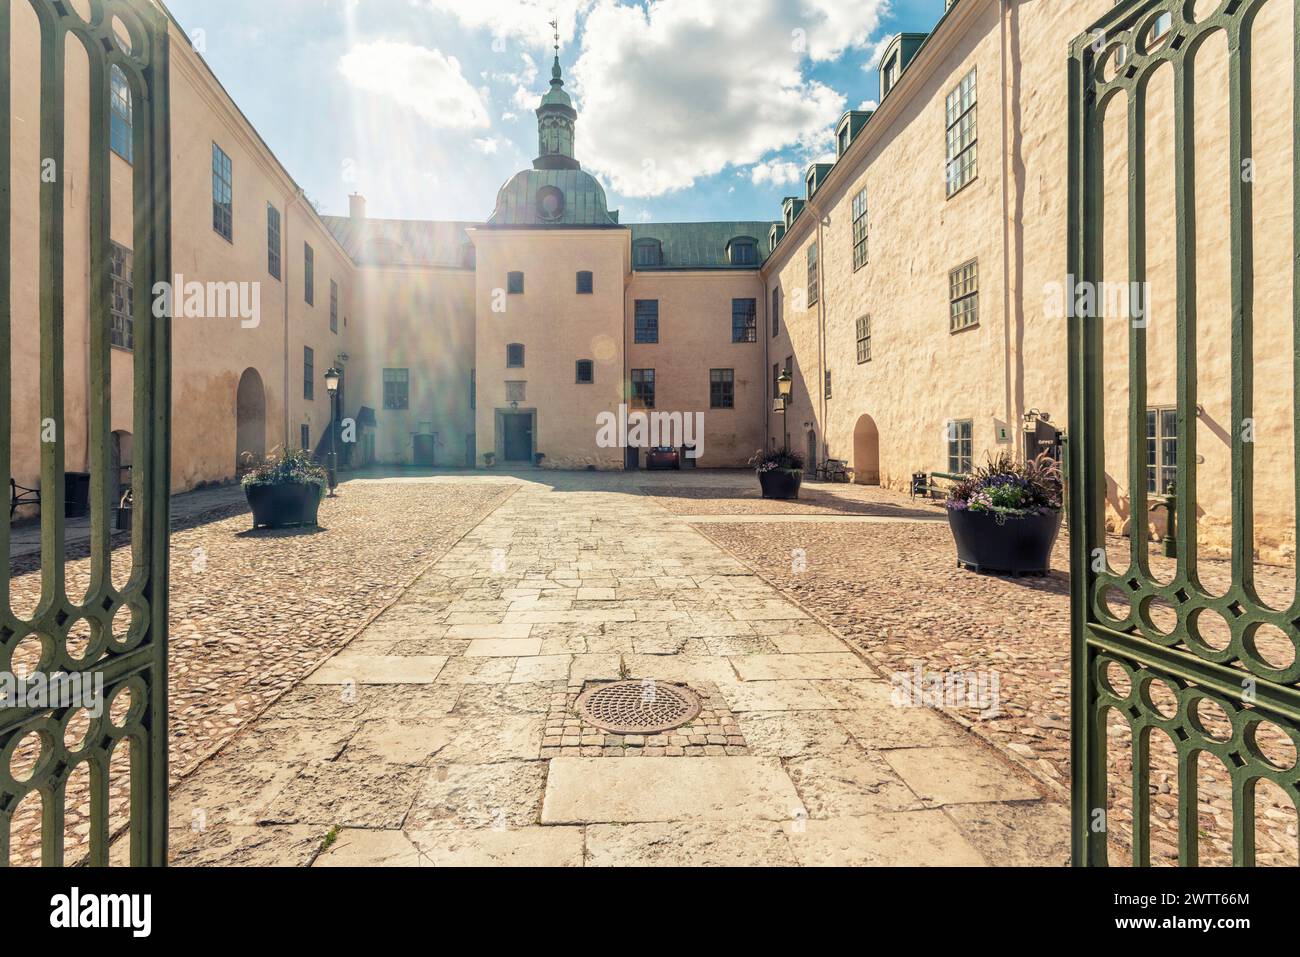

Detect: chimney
349,193,367,220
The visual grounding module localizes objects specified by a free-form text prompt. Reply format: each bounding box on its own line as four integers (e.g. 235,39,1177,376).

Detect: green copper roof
629,221,779,271
539,55,574,109
488,168,620,227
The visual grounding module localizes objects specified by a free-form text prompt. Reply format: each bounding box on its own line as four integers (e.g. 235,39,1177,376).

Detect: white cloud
339,41,490,130
422,0,593,48
571,0,889,198
857,99,879,112
472,137,506,154
860,34,895,72
750,159,803,188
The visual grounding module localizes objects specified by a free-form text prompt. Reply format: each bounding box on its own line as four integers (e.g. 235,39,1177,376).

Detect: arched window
110,65,133,162
632,239,663,268
507,343,525,368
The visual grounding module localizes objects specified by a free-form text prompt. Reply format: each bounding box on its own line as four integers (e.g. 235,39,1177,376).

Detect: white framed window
945,68,977,197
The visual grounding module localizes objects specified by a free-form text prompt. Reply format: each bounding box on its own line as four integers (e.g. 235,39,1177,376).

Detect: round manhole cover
575,680,702,735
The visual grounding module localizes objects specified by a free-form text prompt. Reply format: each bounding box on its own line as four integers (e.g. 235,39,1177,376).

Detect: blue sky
166,0,948,224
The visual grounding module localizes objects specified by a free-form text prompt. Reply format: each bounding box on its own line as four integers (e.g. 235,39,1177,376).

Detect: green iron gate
0,0,171,866
1069,0,1299,865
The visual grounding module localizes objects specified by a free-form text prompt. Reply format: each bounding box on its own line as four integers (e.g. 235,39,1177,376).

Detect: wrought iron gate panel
1069,0,1300,865
0,0,171,866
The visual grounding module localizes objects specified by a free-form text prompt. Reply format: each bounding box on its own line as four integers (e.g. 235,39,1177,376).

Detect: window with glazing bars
710,369,734,409
384,368,410,410
630,369,655,409
330,280,339,333
949,259,979,332
856,315,871,363
576,360,594,384
110,65,133,163
635,300,659,343
851,186,868,270
807,243,819,306
576,271,593,294
304,346,314,400
212,143,233,241
948,419,973,474
945,68,977,196
732,298,757,342
507,343,525,368
110,242,133,350
267,203,281,279
304,243,315,305
730,241,757,266
771,287,781,337
824,370,832,400
1147,408,1178,494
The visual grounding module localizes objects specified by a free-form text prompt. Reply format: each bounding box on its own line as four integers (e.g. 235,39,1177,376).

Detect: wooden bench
817,459,853,483
911,471,967,500
10,478,40,518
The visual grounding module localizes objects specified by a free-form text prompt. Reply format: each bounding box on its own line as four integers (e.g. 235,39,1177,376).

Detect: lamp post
324,366,341,497
776,370,793,451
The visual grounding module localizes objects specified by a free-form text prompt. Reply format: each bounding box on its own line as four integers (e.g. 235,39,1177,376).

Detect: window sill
949,321,980,336
945,174,979,200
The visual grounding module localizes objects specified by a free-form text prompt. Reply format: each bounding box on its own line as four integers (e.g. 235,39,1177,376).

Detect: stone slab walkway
166,474,1067,866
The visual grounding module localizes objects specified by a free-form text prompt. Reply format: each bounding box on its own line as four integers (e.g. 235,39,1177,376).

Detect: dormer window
806,170,817,200
633,239,663,268
883,53,900,97
837,126,849,157
537,185,565,222
727,238,758,266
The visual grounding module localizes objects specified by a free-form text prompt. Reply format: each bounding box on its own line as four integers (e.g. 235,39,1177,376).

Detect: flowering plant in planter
241,446,327,489
946,453,1062,520
749,448,805,499
945,453,1063,575
241,447,327,529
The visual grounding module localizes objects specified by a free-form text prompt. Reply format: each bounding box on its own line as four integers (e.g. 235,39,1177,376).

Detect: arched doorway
853,414,881,485
235,368,266,472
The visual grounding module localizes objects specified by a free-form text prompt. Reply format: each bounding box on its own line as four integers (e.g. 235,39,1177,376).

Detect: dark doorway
625,445,640,470
502,414,533,463
413,433,437,467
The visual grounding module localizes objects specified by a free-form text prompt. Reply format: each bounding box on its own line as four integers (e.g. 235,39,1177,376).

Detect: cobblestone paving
6,478,513,866
695,487,1299,868
165,472,1066,867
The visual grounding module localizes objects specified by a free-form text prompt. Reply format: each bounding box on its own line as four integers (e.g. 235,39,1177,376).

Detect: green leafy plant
749,447,805,474
946,452,1062,518
240,446,327,489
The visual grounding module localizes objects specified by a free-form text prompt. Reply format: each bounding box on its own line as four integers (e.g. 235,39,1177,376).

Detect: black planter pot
758,468,803,500
246,481,323,529
947,507,1062,575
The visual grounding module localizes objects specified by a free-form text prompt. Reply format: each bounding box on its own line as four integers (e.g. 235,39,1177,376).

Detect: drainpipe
283,187,304,449
998,0,1019,458
815,204,827,462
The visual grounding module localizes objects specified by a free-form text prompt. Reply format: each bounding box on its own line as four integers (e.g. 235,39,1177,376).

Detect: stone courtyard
150,470,1069,867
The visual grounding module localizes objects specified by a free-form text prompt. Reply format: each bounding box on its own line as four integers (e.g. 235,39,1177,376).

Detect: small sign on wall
994,420,1012,444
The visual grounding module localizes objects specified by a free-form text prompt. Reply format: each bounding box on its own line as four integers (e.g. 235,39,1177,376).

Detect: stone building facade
6,0,1296,560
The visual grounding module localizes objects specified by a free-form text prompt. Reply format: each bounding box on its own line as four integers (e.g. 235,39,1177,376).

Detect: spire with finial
534,17,579,170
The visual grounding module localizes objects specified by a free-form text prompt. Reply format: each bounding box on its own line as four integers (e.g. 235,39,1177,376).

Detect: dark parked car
645,447,682,470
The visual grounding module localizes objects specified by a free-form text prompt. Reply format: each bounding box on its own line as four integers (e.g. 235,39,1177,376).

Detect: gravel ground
6,479,513,865
693,488,1299,868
